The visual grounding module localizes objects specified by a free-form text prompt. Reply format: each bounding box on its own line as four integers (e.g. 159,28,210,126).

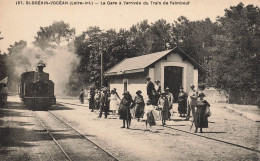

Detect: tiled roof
105,47,205,76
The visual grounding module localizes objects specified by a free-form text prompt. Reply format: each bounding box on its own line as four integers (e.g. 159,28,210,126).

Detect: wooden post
101,51,104,87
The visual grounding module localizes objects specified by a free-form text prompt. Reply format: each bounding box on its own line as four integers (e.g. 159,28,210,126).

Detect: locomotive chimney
37,66,44,73
36,60,46,82
37,60,46,73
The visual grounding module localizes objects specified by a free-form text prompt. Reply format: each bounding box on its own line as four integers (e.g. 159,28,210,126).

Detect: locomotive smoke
7,46,80,96
45,47,80,95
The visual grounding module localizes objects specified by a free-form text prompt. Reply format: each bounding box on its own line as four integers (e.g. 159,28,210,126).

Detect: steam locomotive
18,61,56,110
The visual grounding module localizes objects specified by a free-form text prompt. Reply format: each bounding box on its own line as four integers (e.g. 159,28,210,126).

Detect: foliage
0,32,7,80
6,40,27,90
1,2,259,103
74,27,137,87
0,54,7,80
33,21,75,54
214,3,260,93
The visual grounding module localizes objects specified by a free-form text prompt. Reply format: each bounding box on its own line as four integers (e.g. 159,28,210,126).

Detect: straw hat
146,76,151,80
198,93,206,97
136,90,142,94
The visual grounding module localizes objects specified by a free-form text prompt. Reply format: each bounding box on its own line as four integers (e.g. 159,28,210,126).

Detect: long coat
119,96,133,120
178,92,188,114
195,100,210,128
133,95,145,118
100,93,109,111
147,81,155,98
158,97,169,120
89,89,95,109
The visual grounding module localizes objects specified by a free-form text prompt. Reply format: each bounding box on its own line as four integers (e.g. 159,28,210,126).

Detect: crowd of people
80,77,211,133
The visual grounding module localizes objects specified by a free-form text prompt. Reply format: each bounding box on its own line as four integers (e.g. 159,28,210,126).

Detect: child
143,100,156,131
158,92,169,126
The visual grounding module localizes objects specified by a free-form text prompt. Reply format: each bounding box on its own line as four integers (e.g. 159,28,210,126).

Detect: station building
105,47,205,101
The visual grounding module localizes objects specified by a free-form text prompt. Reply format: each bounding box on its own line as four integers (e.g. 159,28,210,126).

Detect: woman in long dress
119,91,133,129
110,90,120,115
158,92,169,126
194,92,210,133
133,90,145,121
154,80,161,105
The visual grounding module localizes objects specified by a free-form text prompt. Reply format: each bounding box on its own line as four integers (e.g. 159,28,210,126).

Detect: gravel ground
55,98,260,161
1,95,259,161
226,104,260,115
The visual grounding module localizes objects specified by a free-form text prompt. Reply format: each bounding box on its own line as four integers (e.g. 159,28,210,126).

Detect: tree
215,3,260,92
75,27,137,87
147,19,172,52
6,40,27,91
7,40,27,56
128,20,151,55
0,53,7,80
33,21,75,53
204,3,260,104
0,31,7,80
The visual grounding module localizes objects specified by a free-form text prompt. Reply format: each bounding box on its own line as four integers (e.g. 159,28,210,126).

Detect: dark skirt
194,109,208,128
178,100,187,114
146,111,156,126
154,94,160,106
120,108,131,120
135,104,144,118
79,95,84,104
89,98,94,109
94,100,100,109
161,110,168,120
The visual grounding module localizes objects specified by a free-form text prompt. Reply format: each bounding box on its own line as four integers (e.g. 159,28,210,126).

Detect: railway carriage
19,61,56,110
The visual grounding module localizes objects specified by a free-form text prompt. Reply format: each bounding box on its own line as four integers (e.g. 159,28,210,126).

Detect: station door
164,66,183,102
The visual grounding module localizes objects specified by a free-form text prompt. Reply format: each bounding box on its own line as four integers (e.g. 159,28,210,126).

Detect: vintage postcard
0,0,259,160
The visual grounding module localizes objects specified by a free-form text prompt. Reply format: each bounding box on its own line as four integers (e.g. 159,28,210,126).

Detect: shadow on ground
0,104,96,152
49,103,74,111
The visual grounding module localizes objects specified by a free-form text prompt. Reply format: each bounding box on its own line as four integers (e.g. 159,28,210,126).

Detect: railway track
32,111,72,161
32,110,118,161
57,100,260,154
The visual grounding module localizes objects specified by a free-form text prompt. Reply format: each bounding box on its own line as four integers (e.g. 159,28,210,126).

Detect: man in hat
186,84,198,121
98,87,109,118
146,76,155,105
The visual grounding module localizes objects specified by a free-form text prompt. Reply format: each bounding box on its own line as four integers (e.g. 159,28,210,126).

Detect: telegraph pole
101,50,104,87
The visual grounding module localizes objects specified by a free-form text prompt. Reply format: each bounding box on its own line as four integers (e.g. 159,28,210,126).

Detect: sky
0,0,259,53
